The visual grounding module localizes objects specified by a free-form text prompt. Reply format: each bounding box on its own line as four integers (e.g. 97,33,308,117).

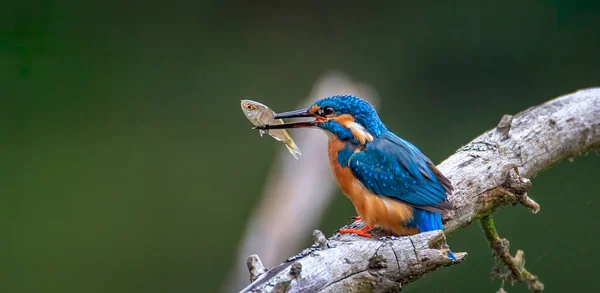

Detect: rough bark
240,88,600,293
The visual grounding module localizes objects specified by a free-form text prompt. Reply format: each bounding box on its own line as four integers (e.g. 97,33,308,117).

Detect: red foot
339,225,372,238
350,216,361,222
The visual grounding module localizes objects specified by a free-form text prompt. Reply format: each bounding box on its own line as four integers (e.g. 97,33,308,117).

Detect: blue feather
320,120,355,141
409,209,456,261
347,132,448,208
408,208,443,231
315,95,386,136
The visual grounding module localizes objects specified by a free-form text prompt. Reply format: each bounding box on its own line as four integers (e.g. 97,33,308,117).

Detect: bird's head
261,95,387,144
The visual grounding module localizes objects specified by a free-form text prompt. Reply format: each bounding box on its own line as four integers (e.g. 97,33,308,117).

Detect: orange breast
327,138,418,235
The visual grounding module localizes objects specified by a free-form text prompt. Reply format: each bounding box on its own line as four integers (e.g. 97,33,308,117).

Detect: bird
256,95,455,260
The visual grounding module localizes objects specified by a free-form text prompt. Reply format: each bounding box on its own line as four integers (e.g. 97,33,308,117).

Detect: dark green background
2,1,599,292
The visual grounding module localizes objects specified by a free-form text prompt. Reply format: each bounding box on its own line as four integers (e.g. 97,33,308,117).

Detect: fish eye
246,104,254,110
323,106,335,115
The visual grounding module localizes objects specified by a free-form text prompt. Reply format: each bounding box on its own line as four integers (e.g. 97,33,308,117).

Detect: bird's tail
411,208,456,261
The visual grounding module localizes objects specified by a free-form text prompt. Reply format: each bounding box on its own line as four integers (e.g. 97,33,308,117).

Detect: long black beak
253,107,317,130
273,107,314,119
253,121,317,130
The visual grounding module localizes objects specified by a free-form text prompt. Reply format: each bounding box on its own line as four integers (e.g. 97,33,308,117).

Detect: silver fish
241,99,302,159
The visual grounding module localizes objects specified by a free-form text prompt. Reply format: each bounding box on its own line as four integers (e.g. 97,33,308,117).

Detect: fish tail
268,129,301,159
284,138,302,160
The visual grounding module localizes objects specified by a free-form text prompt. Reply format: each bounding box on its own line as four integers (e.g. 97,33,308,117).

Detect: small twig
312,229,329,250
495,114,514,141
480,215,544,292
247,254,267,283
517,193,541,214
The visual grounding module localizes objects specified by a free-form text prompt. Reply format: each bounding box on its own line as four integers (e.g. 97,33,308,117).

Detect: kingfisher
256,95,455,260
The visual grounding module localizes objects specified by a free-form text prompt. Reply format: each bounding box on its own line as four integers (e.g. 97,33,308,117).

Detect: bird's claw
339,226,373,238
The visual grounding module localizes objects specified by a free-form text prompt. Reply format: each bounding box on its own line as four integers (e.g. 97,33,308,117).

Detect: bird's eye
322,106,335,115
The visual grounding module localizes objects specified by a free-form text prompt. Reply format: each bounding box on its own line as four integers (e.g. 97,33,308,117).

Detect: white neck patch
345,121,374,144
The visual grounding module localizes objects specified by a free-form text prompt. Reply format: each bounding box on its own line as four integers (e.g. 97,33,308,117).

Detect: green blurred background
2,1,600,292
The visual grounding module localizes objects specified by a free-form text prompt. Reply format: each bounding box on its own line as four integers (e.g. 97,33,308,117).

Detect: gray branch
240,88,600,293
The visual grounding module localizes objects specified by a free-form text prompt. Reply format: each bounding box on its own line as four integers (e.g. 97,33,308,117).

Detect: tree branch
480,215,544,292
240,88,600,293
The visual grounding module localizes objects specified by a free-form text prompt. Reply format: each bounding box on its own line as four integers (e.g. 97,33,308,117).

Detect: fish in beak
254,107,318,130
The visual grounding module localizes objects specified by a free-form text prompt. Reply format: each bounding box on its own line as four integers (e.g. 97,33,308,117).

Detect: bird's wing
348,132,453,211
